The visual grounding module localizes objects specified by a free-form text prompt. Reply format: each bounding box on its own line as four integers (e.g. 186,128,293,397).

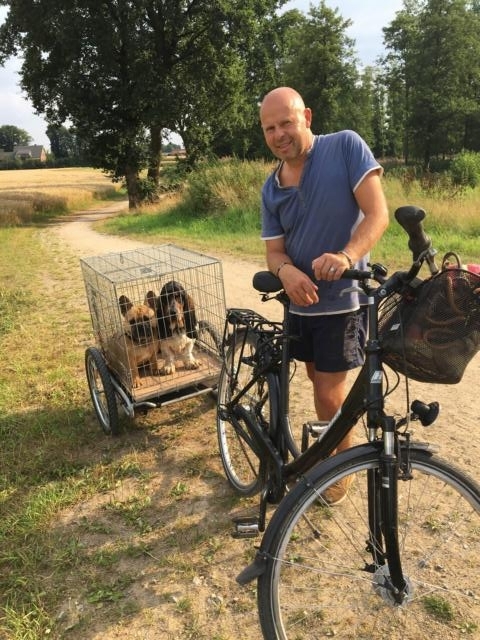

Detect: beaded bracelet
337,250,354,269
276,261,291,277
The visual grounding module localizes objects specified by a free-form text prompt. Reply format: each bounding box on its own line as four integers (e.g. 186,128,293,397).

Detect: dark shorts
288,308,368,373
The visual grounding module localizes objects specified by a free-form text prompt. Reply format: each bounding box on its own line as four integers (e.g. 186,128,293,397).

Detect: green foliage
181,158,272,217
382,0,480,165
0,0,284,208
0,125,32,152
280,3,360,134
101,159,480,266
421,595,454,622
450,150,480,188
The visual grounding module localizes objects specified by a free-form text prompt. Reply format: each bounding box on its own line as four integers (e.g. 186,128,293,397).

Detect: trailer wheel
85,346,120,435
197,320,222,355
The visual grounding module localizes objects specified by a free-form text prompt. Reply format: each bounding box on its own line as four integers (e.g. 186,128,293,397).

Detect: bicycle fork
367,416,410,606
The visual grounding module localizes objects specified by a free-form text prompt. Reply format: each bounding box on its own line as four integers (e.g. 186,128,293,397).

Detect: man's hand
312,252,351,281
279,264,319,306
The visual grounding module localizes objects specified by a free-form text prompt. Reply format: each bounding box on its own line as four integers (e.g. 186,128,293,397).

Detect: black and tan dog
148,280,199,375
107,293,159,388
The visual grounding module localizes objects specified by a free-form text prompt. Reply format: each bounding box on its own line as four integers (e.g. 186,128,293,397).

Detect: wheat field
0,167,122,225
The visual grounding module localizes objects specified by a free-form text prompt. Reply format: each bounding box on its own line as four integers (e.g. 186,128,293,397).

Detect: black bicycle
216,205,480,639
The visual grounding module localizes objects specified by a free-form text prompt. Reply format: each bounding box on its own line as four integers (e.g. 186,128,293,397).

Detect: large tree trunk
124,166,142,209
147,125,162,187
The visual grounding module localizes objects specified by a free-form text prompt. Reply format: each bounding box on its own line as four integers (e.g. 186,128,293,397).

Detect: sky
0,1,404,150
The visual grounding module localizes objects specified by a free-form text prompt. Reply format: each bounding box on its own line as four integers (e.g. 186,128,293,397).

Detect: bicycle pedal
231,516,259,538
306,421,329,438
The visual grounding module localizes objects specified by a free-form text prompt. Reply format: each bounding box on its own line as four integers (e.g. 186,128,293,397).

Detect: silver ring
329,266,336,272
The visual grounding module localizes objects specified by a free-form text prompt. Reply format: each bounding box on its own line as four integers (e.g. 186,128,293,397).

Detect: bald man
260,87,389,504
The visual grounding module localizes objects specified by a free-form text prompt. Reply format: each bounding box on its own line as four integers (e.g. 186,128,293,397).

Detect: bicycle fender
237,550,269,584
235,441,437,585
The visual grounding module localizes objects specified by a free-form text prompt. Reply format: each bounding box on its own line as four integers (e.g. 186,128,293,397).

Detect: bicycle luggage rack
81,244,226,432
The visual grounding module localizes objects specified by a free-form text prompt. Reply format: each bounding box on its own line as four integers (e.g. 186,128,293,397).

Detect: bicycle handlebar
394,205,431,259
253,205,439,298
395,205,439,275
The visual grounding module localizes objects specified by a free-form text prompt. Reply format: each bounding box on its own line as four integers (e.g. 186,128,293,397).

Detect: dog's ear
145,291,157,310
119,295,133,316
184,293,198,338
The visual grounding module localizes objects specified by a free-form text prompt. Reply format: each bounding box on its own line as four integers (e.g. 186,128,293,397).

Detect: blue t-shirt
261,130,381,315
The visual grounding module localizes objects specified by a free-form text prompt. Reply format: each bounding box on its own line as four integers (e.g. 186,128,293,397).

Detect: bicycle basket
379,268,480,384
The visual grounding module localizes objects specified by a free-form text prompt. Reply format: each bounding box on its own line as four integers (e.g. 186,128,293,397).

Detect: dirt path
51,201,270,316
50,201,480,476
46,203,479,639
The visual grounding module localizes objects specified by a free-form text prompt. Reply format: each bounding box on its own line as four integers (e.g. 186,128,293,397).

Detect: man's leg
305,362,353,504
305,362,352,452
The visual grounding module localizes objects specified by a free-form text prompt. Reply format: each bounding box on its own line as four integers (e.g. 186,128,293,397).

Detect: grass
0,220,253,638
0,164,479,638
97,158,480,266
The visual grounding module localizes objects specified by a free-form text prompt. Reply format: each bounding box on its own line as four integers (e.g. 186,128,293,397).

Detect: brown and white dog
107,293,159,388
148,281,199,375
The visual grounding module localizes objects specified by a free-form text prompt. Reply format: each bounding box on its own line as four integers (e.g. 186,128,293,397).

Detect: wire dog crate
81,244,225,434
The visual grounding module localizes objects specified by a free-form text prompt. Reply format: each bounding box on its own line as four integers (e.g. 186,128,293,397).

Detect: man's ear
304,107,313,128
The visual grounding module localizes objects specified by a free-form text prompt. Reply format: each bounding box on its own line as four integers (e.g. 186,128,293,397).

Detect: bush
450,150,480,188
182,157,273,218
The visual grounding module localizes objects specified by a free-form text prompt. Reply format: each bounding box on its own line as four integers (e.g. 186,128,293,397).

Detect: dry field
0,167,121,225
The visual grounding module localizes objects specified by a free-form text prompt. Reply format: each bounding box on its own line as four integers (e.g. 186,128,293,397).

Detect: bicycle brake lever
340,286,364,296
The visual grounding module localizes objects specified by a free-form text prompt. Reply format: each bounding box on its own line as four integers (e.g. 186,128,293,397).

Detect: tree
46,124,81,160
278,2,360,135
0,0,284,207
383,0,480,165
0,124,31,151
410,0,480,165
382,1,422,162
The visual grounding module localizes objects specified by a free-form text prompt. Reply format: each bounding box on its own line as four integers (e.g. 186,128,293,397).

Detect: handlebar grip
340,268,372,280
394,205,432,260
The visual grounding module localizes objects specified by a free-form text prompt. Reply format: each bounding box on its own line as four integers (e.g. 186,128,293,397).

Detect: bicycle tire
85,346,120,436
216,330,279,496
257,445,480,639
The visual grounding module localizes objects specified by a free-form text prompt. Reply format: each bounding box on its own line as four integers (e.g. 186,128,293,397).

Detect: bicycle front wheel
257,446,480,639
217,330,279,496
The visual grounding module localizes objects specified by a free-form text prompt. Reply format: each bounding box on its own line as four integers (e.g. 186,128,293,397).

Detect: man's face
260,99,312,163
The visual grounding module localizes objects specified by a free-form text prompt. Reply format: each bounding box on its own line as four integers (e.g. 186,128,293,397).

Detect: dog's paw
184,358,200,370
160,364,175,375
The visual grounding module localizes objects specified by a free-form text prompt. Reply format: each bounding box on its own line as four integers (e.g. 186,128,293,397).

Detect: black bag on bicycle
378,261,480,384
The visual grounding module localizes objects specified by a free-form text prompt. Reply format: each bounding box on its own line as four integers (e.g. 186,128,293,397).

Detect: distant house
0,144,47,164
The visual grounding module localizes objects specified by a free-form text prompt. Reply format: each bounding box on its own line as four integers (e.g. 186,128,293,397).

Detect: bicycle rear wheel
257,446,480,639
216,330,279,496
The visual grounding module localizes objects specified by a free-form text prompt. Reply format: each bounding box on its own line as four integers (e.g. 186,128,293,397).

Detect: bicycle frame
221,287,297,464
225,205,480,631
224,262,436,599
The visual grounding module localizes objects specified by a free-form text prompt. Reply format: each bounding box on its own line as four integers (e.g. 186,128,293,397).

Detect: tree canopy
0,124,31,151
0,0,285,206
382,0,480,165
2,0,480,194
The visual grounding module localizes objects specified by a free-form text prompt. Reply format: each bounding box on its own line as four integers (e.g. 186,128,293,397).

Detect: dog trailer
80,244,226,435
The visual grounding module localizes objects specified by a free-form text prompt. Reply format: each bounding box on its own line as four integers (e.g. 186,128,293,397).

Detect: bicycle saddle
253,270,283,293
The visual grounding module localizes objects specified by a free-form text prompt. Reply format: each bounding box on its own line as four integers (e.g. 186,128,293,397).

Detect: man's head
260,87,313,165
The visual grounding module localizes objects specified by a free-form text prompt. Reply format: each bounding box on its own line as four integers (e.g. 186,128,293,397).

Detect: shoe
321,475,353,506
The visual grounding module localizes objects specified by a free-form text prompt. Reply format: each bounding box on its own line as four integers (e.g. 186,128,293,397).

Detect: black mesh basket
379,268,480,384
